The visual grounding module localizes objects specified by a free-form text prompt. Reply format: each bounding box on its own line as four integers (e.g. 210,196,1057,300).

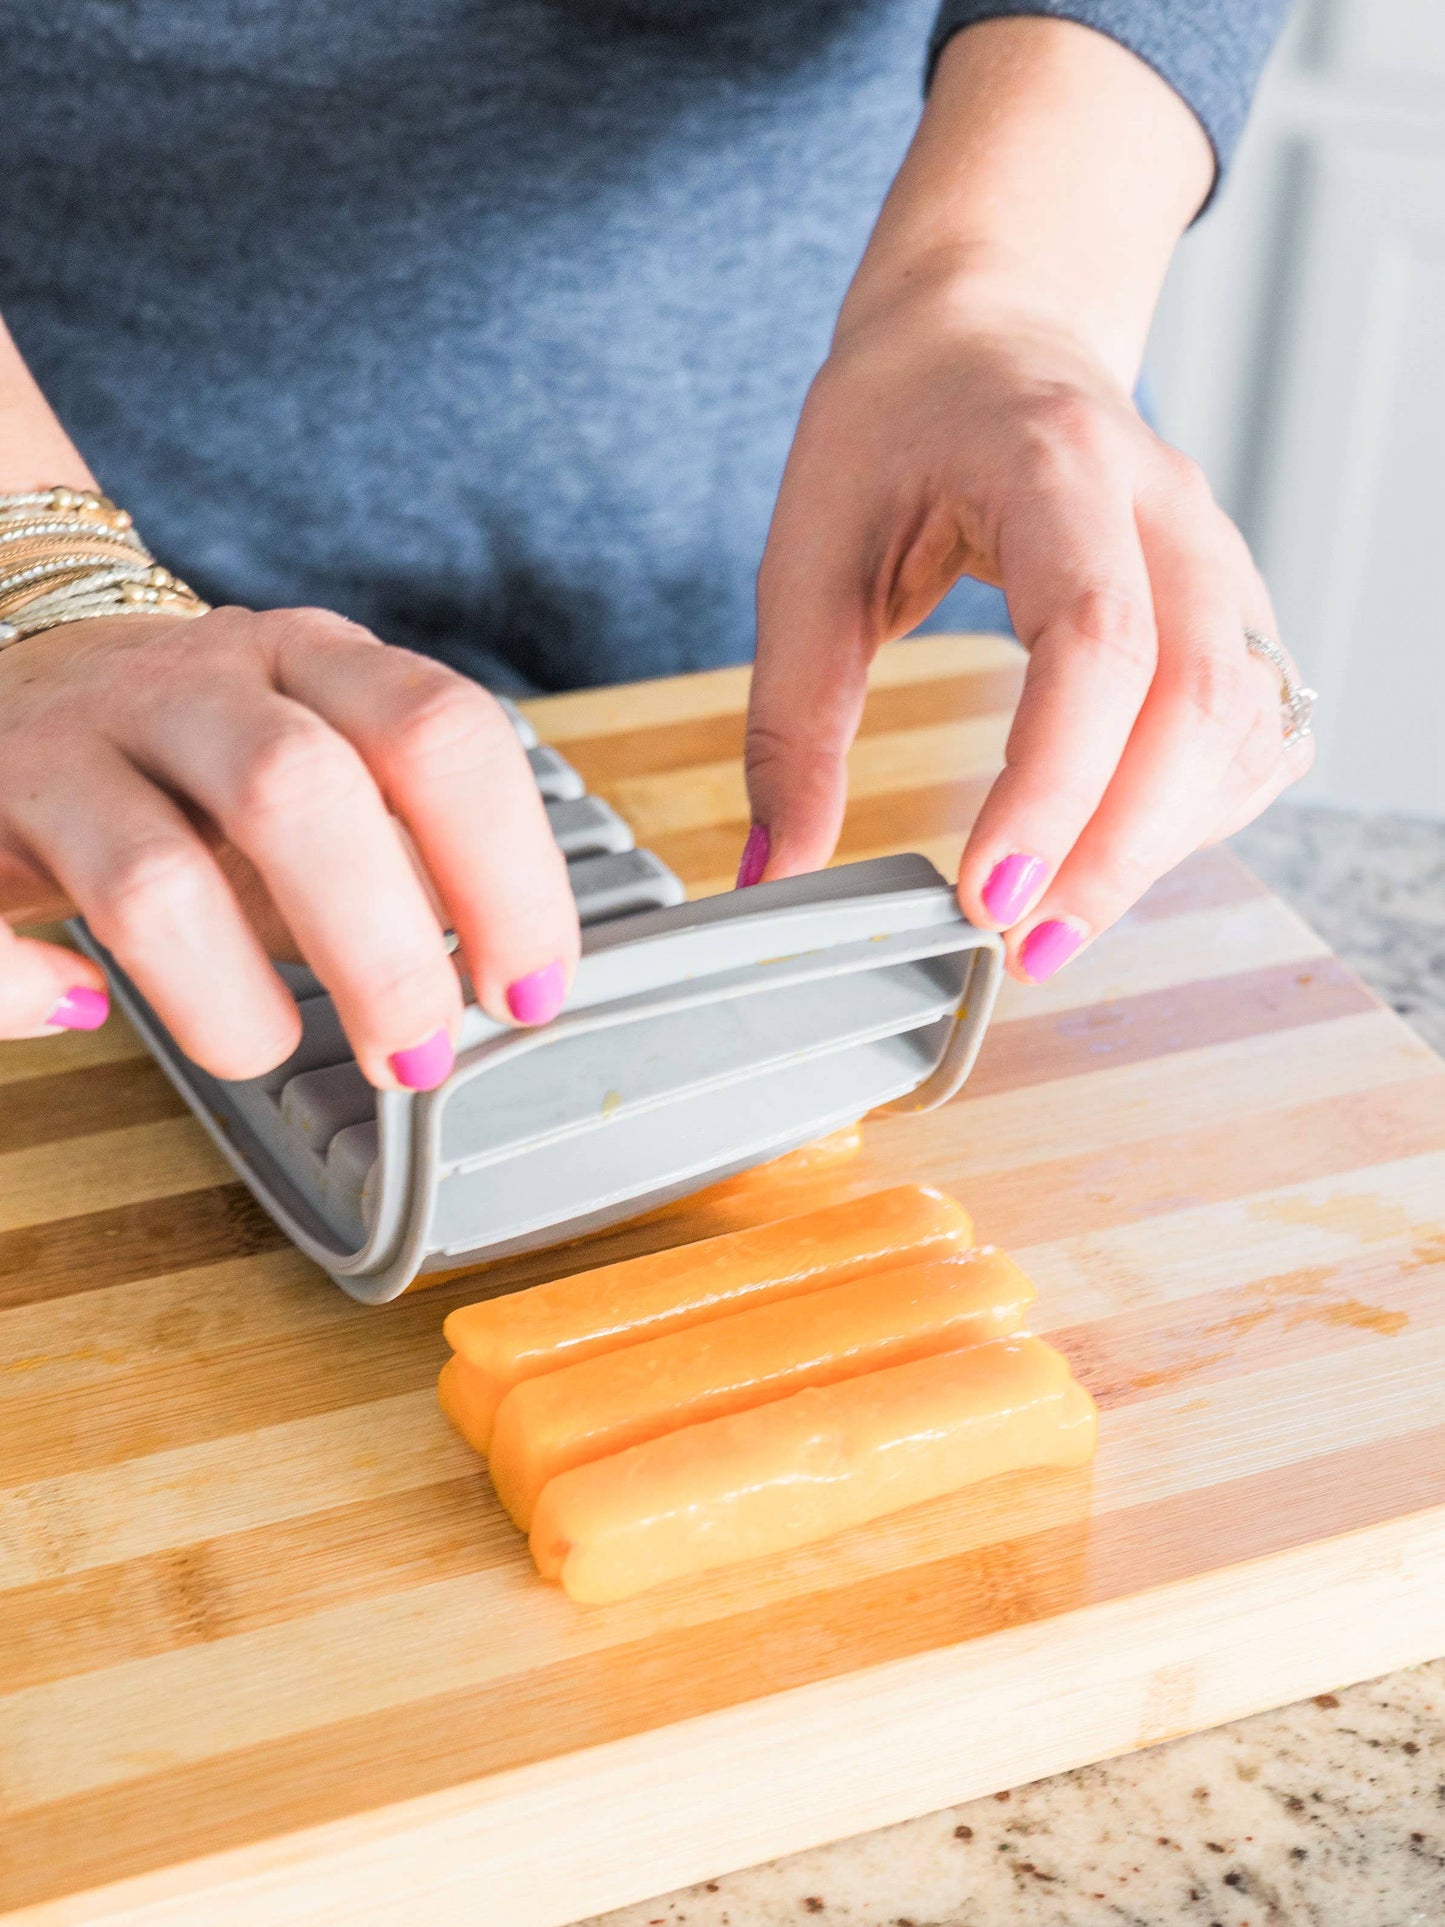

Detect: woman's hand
743,292,1312,980
741,17,1311,980
0,606,578,1081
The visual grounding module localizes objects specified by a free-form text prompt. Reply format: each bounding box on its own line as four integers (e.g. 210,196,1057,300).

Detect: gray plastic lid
73,854,1002,1302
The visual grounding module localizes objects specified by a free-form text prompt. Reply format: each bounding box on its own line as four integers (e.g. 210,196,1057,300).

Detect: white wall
1149,0,1445,819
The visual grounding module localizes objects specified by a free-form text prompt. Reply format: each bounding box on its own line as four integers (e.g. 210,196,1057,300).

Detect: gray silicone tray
71,718,1004,1302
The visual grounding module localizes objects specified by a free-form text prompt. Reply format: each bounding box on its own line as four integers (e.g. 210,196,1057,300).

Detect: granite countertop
587,804,1445,1927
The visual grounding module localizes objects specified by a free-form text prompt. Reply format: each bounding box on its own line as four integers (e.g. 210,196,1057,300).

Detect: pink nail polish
47,986,109,1032
1019,919,1085,983
388,1027,454,1091
506,958,566,1026
981,853,1047,927
736,823,770,889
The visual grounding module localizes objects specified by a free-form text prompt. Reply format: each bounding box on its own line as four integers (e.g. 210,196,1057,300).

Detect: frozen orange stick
530,1336,1097,1604
631,1124,863,1228
440,1185,973,1451
489,1247,1036,1529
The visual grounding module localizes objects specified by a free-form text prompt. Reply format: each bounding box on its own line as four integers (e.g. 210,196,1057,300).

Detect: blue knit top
0,2,1286,691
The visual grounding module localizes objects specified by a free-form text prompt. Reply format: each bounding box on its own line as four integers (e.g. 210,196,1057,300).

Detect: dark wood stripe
0,1277,498,1485
0,1057,185,1158
5,1422,1443,1910
12,920,74,945
566,713,749,790
561,664,1026,788
858,664,1025,738
0,1330,432,1488
877,1076,1445,1252
964,957,1378,1100
0,1185,287,1314
648,777,995,885
0,1478,502,1696
0,1160,802,1318
565,713,750,788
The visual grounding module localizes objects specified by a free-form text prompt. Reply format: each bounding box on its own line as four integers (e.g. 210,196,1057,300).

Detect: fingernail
46,986,109,1032
1019,919,1085,984
388,1026,454,1091
981,853,1048,927
736,823,770,889
506,958,566,1026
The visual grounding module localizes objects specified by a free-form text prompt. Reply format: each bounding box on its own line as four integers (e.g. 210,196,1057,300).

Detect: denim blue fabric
0,4,1281,693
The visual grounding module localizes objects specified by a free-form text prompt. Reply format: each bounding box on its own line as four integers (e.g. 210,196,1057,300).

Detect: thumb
0,924,110,1040
742,498,876,888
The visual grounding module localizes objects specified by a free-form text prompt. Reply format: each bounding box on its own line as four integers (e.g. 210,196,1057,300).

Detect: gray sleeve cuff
927,1,1290,204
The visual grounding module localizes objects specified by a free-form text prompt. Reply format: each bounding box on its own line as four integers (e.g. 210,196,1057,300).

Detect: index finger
745,462,877,884
271,617,579,1026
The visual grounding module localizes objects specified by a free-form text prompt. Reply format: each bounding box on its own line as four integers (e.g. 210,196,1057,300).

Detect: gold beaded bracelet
0,487,210,651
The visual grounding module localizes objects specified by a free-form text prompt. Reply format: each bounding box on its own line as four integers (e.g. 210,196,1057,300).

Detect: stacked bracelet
0,486,210,649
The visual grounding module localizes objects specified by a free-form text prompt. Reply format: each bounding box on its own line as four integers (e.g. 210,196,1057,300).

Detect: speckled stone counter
591,1667,1445,1926
1233,806,1445,1059
586,804,1445,1927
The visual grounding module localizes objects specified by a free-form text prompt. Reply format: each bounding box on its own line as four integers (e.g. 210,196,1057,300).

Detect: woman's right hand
0,605,580,1086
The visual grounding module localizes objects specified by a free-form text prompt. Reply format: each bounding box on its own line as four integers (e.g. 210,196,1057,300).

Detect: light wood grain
0,1022,147,1087
1,632,1443,1925
0,1121,232,1236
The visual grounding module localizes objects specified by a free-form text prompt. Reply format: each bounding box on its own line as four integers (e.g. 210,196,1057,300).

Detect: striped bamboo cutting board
3,633,1445,1927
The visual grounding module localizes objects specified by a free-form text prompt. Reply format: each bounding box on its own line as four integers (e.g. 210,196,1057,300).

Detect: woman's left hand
740,18,1313,982
741,286,1312,982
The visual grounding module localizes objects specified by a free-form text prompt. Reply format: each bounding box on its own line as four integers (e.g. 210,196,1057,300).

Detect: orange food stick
437,1353,488,1454
633,1124,864,1227
530,1336,1098,1604
489,1247,1036,1529
440,1185,973,1451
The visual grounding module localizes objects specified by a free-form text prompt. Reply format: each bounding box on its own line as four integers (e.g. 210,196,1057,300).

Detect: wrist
0,610,195,678
842,18,1212,392
0,486,208,656
831,250,1137,409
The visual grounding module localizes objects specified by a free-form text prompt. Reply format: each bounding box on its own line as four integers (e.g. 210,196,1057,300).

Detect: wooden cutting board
2,632,1444,1926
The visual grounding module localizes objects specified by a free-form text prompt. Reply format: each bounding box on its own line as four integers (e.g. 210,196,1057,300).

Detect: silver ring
1244,627,1316,748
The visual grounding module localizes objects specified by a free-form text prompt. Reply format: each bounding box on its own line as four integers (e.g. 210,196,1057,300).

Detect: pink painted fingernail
388,1027,454,1091
1019,919,1085,984
506,958,566,1026
736,823,770,889
982,853,1047,927
47,986,109,1031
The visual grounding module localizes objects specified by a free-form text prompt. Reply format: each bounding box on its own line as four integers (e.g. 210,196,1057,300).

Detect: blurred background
1148,0,1443,821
